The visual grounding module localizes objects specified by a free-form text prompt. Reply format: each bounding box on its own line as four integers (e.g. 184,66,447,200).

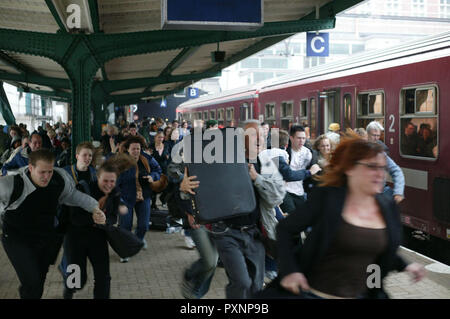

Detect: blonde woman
313,135,332,169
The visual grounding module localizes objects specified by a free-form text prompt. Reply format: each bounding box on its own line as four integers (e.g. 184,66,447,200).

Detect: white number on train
388,114,395,133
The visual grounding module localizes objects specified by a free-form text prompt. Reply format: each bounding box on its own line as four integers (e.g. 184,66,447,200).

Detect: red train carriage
177,32,450,256
176,85,260,127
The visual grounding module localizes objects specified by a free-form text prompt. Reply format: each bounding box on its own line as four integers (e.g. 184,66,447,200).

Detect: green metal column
0,81,16,125
62,36,103,158
93,104,105,141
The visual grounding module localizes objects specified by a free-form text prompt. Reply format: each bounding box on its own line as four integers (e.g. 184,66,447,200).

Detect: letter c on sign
311,36,325,53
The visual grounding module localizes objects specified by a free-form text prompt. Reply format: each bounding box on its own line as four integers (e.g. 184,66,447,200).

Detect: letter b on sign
306,32,329,57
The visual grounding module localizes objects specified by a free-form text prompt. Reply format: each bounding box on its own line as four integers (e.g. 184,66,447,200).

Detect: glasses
355,162,388,172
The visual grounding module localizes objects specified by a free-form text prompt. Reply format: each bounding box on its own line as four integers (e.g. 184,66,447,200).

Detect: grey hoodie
0,166,98,216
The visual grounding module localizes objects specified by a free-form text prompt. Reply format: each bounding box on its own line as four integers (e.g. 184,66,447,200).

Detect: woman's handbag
150,173,169,193
96,224,144,258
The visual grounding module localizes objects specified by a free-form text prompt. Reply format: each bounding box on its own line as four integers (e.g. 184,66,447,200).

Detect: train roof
177,31,450,111
259,31,450,92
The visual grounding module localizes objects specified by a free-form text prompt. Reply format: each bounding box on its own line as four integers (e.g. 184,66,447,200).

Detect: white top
285,146,312,196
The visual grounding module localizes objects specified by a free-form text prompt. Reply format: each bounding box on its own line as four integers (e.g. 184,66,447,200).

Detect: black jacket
276,186,408,299
66,182,120,228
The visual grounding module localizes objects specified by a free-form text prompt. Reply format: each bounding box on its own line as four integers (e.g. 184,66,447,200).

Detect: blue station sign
161,0,263,31
187,87,199,99
306,32,329,57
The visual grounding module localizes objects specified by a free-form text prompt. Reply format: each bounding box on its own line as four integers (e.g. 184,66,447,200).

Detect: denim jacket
386,154,405,197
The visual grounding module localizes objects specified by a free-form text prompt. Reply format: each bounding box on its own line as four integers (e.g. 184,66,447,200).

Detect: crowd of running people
0,116,426,299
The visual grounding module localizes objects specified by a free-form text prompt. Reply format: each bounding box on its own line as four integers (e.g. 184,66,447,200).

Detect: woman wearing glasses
260,135,425,299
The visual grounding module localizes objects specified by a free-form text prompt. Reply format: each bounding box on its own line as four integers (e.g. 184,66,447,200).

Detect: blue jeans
183,226,218,299
119,198,151,241
59,251,69,281
210,225,265,299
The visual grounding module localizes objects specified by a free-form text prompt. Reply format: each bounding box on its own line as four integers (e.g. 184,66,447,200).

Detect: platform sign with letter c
306,32,329,57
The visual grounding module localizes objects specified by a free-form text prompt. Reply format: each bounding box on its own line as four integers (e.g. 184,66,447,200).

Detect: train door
308,94,318,139
319,89,340,135
340,86,356,130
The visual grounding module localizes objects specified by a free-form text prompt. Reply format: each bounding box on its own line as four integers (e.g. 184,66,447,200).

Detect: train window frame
299,99,308,123
210,109,216,120
197,112,202,120
203,111,208,120
280,100,294,119
399,84,439,161
356,90,385,137
265,103,276,120
309,97,317,140
343,94,352,130
226,107,234,121
240,103,250,122
218,108,225,121
357,91,385,117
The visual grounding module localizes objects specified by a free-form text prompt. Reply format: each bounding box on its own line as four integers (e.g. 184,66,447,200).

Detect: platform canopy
0,0,364,143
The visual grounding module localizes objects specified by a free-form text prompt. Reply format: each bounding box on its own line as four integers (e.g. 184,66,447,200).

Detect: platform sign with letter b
306,32,329,57
188,87,199,99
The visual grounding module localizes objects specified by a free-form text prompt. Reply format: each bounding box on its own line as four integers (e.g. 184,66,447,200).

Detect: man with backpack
0,149,106,299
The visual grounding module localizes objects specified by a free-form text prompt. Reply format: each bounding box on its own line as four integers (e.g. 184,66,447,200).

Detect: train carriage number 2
388,114,395,133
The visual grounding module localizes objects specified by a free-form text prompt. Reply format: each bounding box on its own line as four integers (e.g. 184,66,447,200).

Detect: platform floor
0,226,448,299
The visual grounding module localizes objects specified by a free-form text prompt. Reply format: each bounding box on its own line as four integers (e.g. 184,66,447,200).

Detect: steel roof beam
101,70,220,93
87,0,101,33
108,89,179,106
0,51,30,74
0,81,16,125
45,0,68,33
0,71,71,89
144,47,199,92
17,87,71,100
0,17,335,65
93,18,336,63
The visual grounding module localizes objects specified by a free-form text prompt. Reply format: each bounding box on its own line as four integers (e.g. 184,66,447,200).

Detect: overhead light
211,42,225,63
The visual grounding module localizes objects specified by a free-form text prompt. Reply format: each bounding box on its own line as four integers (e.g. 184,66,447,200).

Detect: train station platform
0,224,448,299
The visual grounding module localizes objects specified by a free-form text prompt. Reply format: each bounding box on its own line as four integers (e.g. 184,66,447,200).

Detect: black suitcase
184,127,257,224
150,209,169,231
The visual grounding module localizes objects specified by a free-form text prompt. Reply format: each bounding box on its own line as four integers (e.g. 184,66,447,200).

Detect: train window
299,100,307,120
217,108,224,125
357,91,384,136
197,112,202,120
226,107,234,121
265,103,275,120
240,103,249,122
310,98,317,139
218,108,224,120
281,101,293,118
358,92,383,116
344,94,352,130
203,111,208,120
210,110,216,120
400,86,438,159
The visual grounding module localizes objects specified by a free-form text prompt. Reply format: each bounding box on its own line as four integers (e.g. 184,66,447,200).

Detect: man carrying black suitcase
180,120,286,299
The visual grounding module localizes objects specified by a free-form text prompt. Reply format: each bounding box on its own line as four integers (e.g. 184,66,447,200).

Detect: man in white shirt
280,125,320,214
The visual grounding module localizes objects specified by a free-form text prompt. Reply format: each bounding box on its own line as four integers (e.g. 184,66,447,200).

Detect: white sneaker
142,239,148,250
184,236,196,249
120,257,130,263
